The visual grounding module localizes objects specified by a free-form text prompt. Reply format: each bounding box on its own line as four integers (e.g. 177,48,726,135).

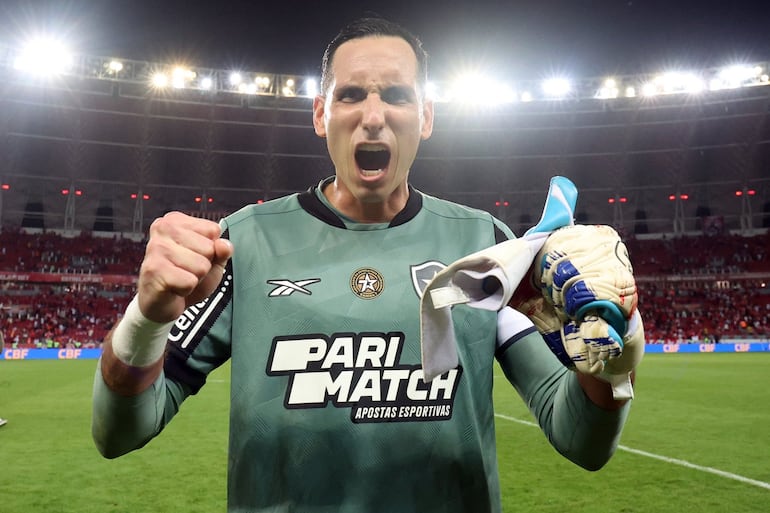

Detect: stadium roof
2,0,770,78
1,0,769,236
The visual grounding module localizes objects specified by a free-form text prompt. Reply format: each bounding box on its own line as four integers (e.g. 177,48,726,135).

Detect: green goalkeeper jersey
93,178,631,513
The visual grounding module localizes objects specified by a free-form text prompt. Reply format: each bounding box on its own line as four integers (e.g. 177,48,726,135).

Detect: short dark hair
320,17,429,96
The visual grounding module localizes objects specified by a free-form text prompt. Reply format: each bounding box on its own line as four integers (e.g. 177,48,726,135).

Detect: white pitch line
495,413,770,491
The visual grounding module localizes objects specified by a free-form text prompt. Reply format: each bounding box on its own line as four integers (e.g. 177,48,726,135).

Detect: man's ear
312,95,327,138
421,99,434,140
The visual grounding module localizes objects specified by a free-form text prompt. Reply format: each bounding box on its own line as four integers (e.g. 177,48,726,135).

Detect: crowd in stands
0,228,145,275
638,280,770,343
624,231,770,276
0,228,143,349
1,282,130,349
1,227,769,349
625,231,770,342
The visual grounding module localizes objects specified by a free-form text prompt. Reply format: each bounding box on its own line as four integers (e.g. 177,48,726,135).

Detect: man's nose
361,95,386,133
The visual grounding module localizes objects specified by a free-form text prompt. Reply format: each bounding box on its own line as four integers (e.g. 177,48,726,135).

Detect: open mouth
355,146,391,175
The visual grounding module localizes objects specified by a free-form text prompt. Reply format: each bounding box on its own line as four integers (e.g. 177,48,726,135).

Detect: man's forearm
100,335,165,396
92,355,166,458
499,334,631,471
100,295,174,395
576,371,634,411
552,372,631,471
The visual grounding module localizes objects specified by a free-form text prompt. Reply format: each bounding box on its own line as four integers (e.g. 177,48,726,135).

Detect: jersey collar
297,177,423,229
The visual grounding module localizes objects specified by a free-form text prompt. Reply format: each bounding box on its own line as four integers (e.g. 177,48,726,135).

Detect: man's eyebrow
334,83,415,95
334,84,365,95
382,84,415,94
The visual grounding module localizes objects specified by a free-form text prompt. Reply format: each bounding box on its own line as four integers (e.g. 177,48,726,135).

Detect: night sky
2,0,769,82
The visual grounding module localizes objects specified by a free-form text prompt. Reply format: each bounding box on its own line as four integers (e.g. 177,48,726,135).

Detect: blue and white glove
514,224,644,399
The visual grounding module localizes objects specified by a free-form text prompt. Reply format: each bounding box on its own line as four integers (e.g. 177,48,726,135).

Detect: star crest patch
350,267,384,299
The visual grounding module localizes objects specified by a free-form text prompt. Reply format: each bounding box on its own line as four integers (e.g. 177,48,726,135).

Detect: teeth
355,144,390,173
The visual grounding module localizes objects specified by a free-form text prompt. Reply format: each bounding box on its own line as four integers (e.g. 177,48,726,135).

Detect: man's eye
381,87,414,105
338,89,364,102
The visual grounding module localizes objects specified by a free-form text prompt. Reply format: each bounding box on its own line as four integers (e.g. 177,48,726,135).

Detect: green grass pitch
1,353,768,512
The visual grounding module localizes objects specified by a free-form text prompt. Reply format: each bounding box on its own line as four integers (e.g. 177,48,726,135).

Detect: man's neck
322,179,408,223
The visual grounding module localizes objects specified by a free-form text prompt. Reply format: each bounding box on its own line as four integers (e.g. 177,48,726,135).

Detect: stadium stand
0,228,768,348
0,228,142,348
627,231,770,343
0,282,129,348
1,56,768,236
0,47,768,348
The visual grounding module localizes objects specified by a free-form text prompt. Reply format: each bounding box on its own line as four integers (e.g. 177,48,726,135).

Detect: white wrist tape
111,296,174,367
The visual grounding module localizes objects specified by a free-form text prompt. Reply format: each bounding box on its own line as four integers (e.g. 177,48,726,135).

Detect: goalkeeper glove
514,224,645,399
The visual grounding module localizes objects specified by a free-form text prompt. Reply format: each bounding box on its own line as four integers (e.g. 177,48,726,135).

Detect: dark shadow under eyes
337,88,366,102
381,88,414,104
335,86,415,104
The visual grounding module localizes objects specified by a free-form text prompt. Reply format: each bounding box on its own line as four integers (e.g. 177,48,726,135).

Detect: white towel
420,176,578,382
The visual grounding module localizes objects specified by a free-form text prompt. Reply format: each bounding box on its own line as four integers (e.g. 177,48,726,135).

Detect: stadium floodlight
304,78,318,98
281,77,296,97
645,72,705,96
445,74,477,103
8,38,770,102
641,81,657,97
199,76,214,90
255,75,271,90
541,77,571,99
682,73,706,93
710,64,765,90
171,67,195,89
445,73,517,105
668,72,705,94
424,81,440,101
238,82,257,95
713,65,754,89
490,81,517,104
151,72,168,88
596,78,619,99
13,37,73,76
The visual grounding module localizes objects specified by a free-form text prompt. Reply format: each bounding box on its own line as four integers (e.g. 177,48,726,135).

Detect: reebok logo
267,278,321,297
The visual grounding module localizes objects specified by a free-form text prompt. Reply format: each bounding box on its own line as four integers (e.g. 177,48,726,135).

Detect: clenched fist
137,212,233,323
